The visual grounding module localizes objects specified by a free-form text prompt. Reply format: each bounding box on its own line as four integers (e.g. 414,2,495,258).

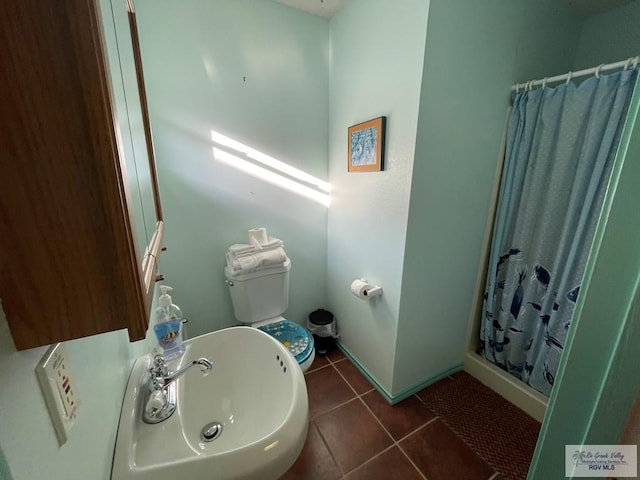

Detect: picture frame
347,116,386,172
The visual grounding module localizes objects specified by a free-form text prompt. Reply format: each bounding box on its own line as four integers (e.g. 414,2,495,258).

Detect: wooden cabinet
0,0,163,350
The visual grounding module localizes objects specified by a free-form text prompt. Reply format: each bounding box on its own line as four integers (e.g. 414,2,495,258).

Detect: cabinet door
100,0,150,259
100,0,164,315
0,0,150,349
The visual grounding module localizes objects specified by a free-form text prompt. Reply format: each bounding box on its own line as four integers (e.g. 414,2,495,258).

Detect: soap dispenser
153,285,185,361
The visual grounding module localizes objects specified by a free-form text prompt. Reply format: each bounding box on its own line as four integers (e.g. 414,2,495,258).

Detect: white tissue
248,227,268,245
350,279,369,299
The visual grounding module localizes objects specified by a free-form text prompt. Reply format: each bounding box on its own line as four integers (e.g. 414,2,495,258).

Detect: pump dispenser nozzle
159,286,173,308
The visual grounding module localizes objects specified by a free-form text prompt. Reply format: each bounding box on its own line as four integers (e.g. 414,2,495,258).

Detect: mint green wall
585,281,640,444
529,77,640,479
393,0,584,395
135,0,330,336
326,0,430,393
0,447,12,480
574,0,640,70
0,303,154,480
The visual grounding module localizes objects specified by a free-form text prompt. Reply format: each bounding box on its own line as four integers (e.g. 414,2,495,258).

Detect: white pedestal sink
111,326,309,480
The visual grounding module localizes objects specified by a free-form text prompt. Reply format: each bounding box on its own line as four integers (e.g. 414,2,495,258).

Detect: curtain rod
512,56,639,92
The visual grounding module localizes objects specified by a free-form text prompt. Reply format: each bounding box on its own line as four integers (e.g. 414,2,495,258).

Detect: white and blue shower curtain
480,68,638,397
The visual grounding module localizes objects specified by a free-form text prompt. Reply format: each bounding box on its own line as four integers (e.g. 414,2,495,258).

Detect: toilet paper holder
363,285,383,297
351,278,383,299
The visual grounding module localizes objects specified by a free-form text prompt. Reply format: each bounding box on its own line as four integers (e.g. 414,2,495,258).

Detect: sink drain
201,421,223,442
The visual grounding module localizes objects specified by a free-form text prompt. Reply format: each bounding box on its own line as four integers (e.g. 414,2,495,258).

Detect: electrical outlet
35,343,80,445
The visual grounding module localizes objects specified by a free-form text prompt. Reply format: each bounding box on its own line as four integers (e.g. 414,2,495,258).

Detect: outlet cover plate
35,343,80,445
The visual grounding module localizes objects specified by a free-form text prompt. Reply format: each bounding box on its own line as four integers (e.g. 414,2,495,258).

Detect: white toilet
225,258,315,372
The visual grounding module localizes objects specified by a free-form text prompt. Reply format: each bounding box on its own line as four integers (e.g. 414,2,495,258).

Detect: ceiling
568,0,635,15
271,0,636,19
269,0,347,18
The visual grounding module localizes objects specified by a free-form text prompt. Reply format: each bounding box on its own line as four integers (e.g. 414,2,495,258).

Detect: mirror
100,0,164,317
99,0,162,262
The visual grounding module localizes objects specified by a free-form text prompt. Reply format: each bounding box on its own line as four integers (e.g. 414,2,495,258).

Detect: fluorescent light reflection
213,148,331,207
211,130,331,193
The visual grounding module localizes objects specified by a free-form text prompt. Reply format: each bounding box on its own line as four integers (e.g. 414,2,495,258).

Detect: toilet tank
224,259,291,324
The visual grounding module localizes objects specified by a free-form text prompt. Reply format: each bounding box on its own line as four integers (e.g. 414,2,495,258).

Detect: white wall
135,0,330,336
327,0,430,393
0,304,153,480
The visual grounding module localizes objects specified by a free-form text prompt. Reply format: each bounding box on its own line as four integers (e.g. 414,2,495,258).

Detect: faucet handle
153,352,165,366
145,389,167,418
150,349,168,377
152,347,164,361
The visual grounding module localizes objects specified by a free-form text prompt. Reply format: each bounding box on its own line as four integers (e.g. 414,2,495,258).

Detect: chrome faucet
143,351,213,424
151,357,213,389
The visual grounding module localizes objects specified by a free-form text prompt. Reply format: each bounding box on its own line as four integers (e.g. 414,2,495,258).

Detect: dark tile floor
281,349,541,480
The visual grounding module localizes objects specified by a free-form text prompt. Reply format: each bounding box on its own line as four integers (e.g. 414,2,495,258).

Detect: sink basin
111,326,309,480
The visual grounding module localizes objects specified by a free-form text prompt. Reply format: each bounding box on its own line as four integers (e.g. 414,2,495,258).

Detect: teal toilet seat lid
258,319,314,365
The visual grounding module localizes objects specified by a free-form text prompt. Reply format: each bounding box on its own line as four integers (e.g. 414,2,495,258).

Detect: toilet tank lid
224,258,291,281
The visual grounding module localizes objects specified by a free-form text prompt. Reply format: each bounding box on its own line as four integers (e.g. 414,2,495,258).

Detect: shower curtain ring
624,57,634,70
595,64,604,78
542,78,548,89
565,72,572,85
634,56,639,69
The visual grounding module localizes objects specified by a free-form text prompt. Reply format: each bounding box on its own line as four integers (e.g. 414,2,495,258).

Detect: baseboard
336,342,463,405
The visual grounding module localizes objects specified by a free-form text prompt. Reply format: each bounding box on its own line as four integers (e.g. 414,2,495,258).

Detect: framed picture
348,116,386,172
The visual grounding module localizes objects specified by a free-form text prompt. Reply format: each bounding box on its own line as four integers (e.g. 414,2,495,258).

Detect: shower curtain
480,68,638,397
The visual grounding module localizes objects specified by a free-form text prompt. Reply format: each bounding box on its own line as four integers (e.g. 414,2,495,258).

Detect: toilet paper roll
350,279,371,299
248,227,268,246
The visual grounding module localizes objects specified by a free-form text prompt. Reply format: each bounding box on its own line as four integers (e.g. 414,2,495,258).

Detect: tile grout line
416,387,507,479
332,360,375,399
394,417,439,480
395,416,439,444
397,444,430,480
309,365,375,421
311,364,368,479
311,418,348,478
312,395,360,421
322,356,496,480
327,353,346,365
356,392,437,480
423,412,501,475
309,361,361,478
317,361,397,478
305,362,333,376
328,355,437,479
313,360,507,480
308,362,358,420
340,443,398,477
304,350,345,376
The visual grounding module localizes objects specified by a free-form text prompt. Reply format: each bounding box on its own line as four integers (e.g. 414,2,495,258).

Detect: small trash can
307,309,338,356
